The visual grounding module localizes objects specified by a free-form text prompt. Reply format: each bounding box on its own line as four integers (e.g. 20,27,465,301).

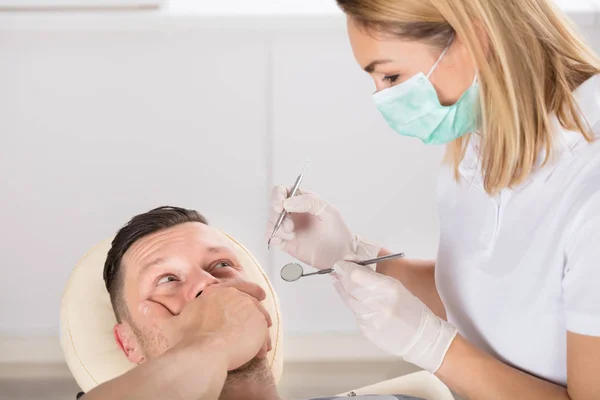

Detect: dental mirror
280,263,334,282
280,252,405,283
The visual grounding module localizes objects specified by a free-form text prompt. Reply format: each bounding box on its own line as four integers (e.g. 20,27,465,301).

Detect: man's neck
220,381,281,400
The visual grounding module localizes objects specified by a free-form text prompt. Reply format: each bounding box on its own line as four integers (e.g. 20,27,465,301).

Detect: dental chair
59,234,454,400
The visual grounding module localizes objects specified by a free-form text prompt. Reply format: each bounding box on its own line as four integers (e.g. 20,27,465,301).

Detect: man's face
113,222,251,362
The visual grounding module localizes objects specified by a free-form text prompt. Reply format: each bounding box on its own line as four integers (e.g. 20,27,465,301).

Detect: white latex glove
267,185,380,270
333,261,457,372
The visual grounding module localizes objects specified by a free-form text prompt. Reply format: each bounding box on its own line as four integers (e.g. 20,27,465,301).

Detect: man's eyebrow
141,257,167,273
139,246,233,275
207,246,231,254
364,59,392,73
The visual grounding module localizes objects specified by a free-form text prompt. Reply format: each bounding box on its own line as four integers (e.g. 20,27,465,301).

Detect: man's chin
229,357,266,375
219,357,274,400
226,357,270,383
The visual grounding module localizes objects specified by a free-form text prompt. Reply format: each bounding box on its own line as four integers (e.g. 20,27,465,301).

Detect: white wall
0,28,271,336
0,8,599,360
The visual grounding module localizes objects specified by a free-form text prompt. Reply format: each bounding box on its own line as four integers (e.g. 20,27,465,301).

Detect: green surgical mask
372,40,480,145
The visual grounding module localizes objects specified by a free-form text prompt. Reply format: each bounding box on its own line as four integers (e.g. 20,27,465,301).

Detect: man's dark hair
103,206,208,323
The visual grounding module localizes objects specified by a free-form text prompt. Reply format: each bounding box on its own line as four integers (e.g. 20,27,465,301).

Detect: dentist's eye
157,274,179,285
383,74,400,84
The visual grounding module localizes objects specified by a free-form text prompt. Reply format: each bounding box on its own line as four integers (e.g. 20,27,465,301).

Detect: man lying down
81,206,424,400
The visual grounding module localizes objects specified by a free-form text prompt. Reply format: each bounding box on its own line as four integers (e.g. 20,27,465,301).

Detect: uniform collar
458,74,600,189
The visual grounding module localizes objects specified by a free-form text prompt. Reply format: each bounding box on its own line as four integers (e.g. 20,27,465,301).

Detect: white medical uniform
436,75,600,386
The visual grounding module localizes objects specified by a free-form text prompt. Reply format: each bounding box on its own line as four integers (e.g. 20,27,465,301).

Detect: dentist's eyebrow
364,59,393,73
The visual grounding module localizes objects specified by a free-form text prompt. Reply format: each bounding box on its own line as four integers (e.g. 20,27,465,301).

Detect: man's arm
83,339,227,400
375,249,446,319
83,282,271,400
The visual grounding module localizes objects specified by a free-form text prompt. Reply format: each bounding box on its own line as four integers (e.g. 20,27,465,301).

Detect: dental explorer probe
356,252,406,266
268,159,308,249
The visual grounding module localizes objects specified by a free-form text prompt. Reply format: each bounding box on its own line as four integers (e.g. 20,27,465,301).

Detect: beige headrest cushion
60,233,283,393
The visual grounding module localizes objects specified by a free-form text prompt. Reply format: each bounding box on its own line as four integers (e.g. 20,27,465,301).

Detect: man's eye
213,260,234,270
157,275,179,285
383,74,400,84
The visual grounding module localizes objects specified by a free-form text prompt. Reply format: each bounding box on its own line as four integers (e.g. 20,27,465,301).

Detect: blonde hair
337,0,600,194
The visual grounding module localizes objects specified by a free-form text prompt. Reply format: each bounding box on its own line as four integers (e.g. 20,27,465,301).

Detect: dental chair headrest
60,233,283,393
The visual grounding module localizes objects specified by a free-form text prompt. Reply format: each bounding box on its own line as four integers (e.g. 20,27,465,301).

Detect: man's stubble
132,322,275,398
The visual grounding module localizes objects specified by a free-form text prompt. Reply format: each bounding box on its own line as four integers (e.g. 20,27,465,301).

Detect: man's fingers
256,337,269,359
225,292,272,328
267,334,272,353
257,330,272,359
225,280,267,302
253,298,273,328
214,281,273,326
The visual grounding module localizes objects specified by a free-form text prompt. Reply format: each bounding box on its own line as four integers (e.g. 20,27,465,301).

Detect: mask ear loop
426,35,455,78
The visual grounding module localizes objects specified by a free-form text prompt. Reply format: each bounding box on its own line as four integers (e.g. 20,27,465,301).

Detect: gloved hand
267,185,380,270
332,261,457,372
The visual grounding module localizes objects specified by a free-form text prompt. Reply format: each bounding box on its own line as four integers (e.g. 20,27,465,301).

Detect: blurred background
0,1,599,399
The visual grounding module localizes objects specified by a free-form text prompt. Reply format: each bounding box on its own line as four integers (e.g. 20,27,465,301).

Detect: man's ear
113,323,145,364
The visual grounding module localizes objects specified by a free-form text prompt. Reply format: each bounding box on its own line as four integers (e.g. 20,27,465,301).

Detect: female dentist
267,0,600,399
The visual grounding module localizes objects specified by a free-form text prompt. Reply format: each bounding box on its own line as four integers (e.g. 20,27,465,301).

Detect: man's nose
190,270,219,300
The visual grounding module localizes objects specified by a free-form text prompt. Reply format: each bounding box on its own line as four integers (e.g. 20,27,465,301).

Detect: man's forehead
123,223,233,268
